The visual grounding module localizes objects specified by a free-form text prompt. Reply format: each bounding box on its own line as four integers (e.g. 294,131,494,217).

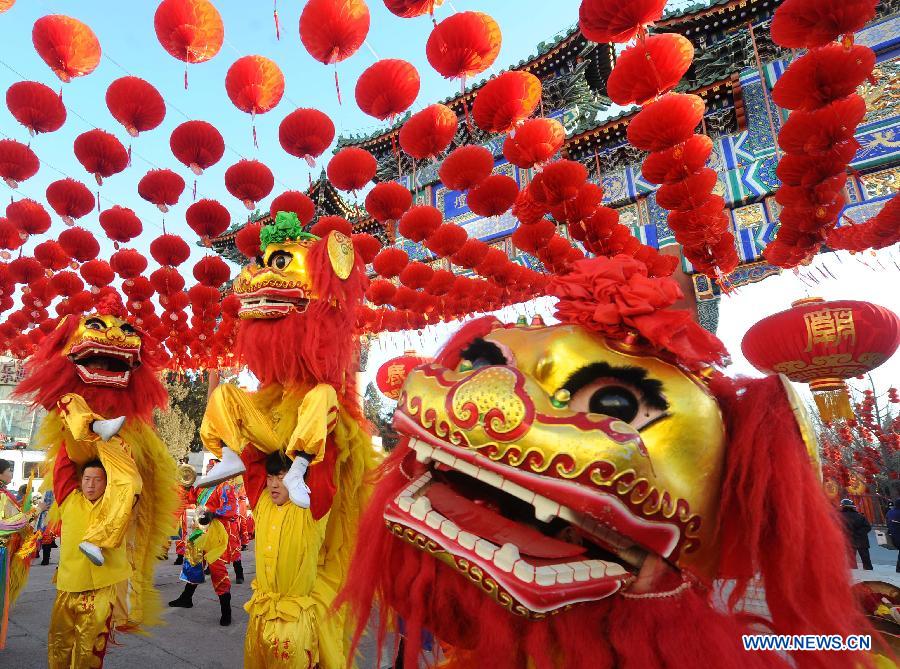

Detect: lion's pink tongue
426,483,586,559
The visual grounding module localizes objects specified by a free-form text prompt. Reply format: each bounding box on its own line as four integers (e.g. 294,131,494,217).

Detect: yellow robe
201,382,375,668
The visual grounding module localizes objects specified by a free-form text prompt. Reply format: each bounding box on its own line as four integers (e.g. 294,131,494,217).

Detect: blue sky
0,0,586,271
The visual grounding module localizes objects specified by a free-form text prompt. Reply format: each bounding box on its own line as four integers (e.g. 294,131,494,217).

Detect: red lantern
193,255,230,287
365,182,413,224
279,108,335,164
771,44,876,112
472,71,541,134
384,0,442,18
607,34,695,106
533,159,587,206
6,81,66,135
9,256,44,284
150,266,185,294
399,104,458,160
352,233,382,264
452,239,489,269
99,206,142,245
425,223,467,257
311,216,352,237
327,147,376,192
366,279,397,306
399,261,433,289
110,249,148,279
438,145,493,191
34,241,70,271
655,167,718,211
426,12,501,80
355,59,420,121
225,55,285,116
502,117,565,169
466,174,519,217
46,178,93,225
0,218,25,252
299,0,370,64
826,196,900,252
0,139,39,188
770,0,878,49
154,0,224,67
73,129,129,185
50,270,83,297
777,94,867,157
627,93,705,152
106,76,167,137
225,159,274,210
59,226,99,263
235,222,262,259
186,199,230,239
742,297,900,420
7,199,50,236
376,352,429,398
641,135,713,185
151,233,191,267
579,0,667,44
270,191,315,225
399,205,442,242
170,120,225,174
80,259,114,289
138,169,186,213
373,248,409,278
32,15,101,82
0,2,14,13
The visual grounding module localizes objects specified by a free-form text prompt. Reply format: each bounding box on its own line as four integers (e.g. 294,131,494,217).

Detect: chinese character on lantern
804,308,856,352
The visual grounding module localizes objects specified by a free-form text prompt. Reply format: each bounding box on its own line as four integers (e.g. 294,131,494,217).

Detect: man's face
0,467,12,485
81,467,107,502
206,459,219,474
266,470,289,506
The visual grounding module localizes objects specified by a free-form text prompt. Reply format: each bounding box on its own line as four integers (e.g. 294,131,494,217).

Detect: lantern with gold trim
376,351,429,400
741,297,900,421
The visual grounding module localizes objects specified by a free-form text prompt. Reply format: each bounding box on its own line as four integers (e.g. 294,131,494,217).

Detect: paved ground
3,543,384,669
5,531,899,667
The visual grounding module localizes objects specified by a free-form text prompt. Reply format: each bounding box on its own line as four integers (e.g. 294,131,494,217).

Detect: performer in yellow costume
0,458,44,649
13,295,178,668
196,213,375,668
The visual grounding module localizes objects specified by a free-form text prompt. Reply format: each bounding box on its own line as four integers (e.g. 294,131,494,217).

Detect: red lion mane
340,374,881,669
14,314,168,422
235,236,367,393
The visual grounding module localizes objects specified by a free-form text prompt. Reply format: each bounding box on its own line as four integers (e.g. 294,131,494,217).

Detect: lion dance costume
342,255,886,669
0,473,38,649
14,294,178,668
196,212,374,668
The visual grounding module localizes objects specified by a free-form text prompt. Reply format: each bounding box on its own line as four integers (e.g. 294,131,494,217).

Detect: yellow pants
201,383,335,463
47,584,117,669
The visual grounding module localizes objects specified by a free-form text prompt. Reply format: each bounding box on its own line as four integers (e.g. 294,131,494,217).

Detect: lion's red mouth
68,341,139,388
237,287,309,319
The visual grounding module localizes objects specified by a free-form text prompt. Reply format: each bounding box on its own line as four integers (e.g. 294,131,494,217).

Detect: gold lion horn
176,463,197,488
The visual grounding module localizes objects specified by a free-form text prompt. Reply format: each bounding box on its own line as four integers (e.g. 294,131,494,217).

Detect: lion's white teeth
410,496,431,520
494,543,520,572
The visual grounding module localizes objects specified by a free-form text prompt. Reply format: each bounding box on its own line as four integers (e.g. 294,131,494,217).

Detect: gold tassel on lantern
810,378,855,422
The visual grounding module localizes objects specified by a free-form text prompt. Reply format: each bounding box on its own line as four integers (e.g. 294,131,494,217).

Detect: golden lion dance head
342,255,871,669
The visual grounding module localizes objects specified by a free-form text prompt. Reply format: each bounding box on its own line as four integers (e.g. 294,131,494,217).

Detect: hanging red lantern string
0,139,39,189
59,226,100,263
6,81,67,135
138,169,186,214
765,0,876,268
151,233,191,268
192,255,231,288
466,174,518,218
373,247,409,279
270,191,315,225
46,178,94,226
73,129,129,186
279,108,335,166
225,55,285,146
398,205,442,242
150,266,185,296
299,0,371,103
154,0,225,88
225,159,274,210
32,14,101,83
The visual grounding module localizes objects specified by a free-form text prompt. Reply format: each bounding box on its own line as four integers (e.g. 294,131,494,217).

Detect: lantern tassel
274,1,281,40
813,387,854,423
334,65,342,105
460,77,473,133
127,144,132,167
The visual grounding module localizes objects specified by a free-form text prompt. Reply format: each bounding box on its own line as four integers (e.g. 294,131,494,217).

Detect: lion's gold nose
106,326,126,342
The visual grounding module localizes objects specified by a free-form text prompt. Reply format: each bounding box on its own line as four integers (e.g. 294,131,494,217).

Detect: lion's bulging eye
268,252,292,271
586,386,639,423
85,318,105,331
